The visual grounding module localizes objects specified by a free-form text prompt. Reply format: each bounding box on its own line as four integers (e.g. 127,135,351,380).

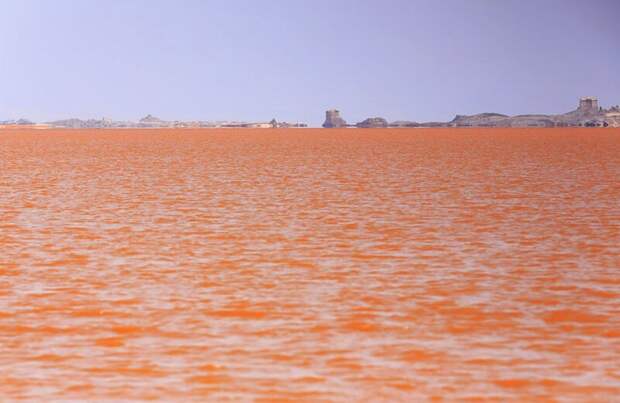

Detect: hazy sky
1,0,618,125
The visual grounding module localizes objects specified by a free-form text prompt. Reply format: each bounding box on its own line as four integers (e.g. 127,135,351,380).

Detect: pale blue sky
1,0,618,125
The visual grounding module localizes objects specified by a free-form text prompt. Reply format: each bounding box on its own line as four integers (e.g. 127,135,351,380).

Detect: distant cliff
449,113,509,127
339,97,618,129
446,97,613,128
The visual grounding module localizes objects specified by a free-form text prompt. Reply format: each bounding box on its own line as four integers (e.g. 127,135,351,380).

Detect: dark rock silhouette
323,110,347,128
578,97,599,114
139,114,164,124
357,117,388,128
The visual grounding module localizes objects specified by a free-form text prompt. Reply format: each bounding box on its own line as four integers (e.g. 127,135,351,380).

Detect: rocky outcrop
604,115,620,127
137,115,174,127
276,121,308,128
420,121,449,128
449,113,509,127
47,118,87,128
389,121,419,127
139,114,164,124
0,118,35,125
323,110,347,128
506,115,555,127
48,118,133,128
446,98,618,128
356,117,388,128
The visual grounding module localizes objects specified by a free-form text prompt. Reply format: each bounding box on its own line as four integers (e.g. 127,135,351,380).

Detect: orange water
1,128,619,401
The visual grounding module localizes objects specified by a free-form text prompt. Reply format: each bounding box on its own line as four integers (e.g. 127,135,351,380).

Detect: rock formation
356,117,388,128
48,118,86,128
323,110,347,128
389,121,419,127
505,115,555,127
447,97,616,128
0,118,35,125
332,97,617,129
578,97,599,114
140,114,164,124
604,106,620,127
14,114,308,129
48,118,135,128
276,121,309,128
449,113,509,127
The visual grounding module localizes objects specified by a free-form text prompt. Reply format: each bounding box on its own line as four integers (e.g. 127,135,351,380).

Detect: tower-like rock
323,110,347,128
578,97,600,115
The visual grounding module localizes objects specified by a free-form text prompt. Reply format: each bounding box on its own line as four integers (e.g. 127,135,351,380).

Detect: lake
1,128,619,401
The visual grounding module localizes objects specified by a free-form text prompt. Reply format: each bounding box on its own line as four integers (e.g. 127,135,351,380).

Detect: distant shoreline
2,96,619,129
2,126,618,132
323,97,620,129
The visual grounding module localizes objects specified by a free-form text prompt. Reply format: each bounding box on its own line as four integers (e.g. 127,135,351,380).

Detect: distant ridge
329,97,620,128
38,116,307,129
0,118,35,126
3,97,619,129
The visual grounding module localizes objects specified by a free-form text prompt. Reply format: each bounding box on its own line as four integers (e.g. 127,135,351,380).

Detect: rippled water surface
1,128,619,401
